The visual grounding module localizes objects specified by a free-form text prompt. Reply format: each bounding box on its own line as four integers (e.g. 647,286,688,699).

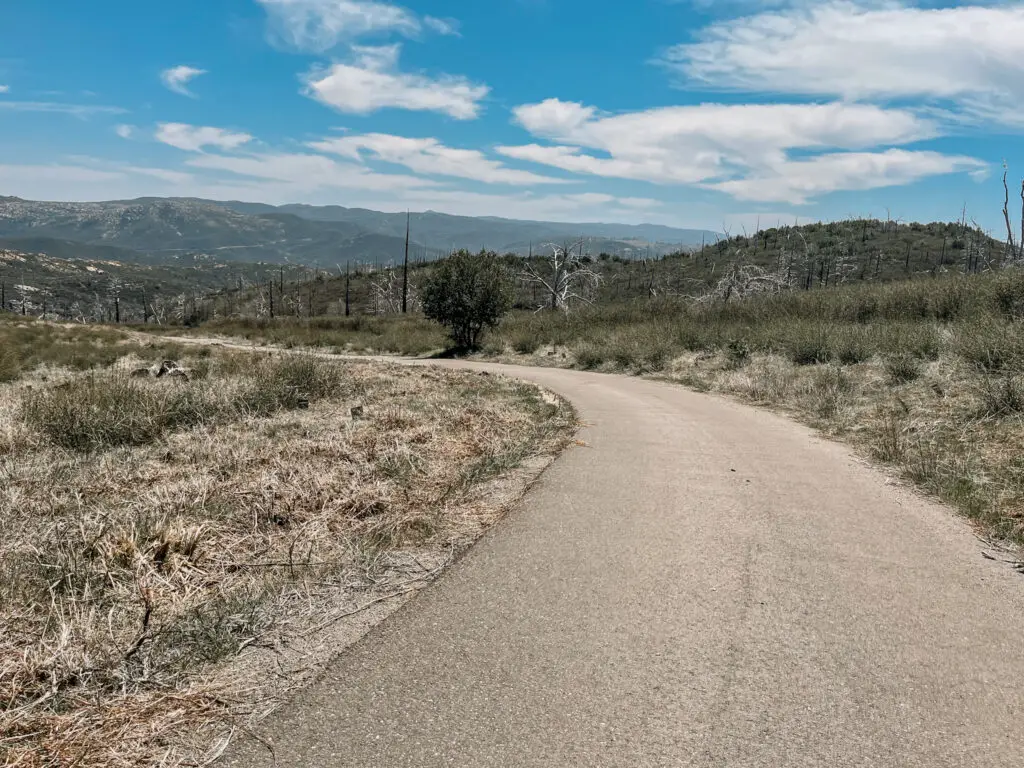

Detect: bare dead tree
1002,165,1017,266
520,240,601,311
369,266,420,314
697,263,791,304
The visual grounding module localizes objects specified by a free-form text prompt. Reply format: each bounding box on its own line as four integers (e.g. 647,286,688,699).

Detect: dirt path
167,345,1024,766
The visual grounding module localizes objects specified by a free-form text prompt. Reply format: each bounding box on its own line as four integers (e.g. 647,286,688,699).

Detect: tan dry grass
0,349,575,767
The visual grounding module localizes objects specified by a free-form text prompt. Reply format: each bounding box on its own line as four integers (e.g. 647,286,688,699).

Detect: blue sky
0,0,1021,232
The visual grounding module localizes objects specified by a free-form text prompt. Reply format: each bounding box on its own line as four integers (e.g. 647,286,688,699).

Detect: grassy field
165,267,1024,551
0,318,575,766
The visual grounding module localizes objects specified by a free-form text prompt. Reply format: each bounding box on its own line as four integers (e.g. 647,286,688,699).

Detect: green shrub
725,339,751,369
787,329,832,366
574,344,606,370
511,332,542,355
830,328,871,365
884,355,922,385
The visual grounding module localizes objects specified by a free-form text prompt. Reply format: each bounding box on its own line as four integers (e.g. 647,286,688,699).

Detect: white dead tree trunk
369,267,402,314
521,240,601,311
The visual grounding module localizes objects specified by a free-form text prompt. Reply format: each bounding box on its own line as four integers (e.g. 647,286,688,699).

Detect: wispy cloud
256,0,419,52
115,124,135,139
0,85,9,94
185,150,440,192
311,132,567,184
160,65,206,97
423,16,460,36
303,44,488,119
0,101,127,118
498,96,988,204
708,149,988,204
155,123,253,152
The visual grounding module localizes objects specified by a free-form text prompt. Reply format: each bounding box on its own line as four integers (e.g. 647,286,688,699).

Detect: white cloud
0,101,126,118
502,99,936,183
501,97,987,203
498,143,721,185
155,123,253,152
310,133,567,185
709,149,989,204
160,65,206,97
664,2,1024,123
423,16,460,36
256,0,418,51
185,150,439,192
0,85,9,94
115,124,135,139
303,44,488,119
255,0,461,51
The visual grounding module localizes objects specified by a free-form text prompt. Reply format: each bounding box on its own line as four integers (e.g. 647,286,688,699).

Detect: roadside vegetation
150,223,1024,552
484,270,1024,547
0,319,575,766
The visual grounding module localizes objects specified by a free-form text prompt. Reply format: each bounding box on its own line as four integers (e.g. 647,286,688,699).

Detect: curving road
225,361,1024,768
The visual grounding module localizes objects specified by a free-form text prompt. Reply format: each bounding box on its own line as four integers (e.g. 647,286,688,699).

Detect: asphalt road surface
225,362,1024,767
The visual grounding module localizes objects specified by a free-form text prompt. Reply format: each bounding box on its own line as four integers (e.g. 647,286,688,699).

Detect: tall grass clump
21,376,215,451
21,355,347,451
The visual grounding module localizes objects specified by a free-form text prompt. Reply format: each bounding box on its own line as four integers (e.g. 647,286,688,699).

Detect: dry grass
0,332,575,766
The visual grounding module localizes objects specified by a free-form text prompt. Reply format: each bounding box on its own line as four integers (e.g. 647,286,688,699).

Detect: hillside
213,201,717,253
0,197,389,267
194,218,1006,320
0,196,717,269
0,247,307,323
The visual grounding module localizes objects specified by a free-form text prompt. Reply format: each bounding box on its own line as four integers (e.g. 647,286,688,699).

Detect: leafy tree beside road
422,249,513,351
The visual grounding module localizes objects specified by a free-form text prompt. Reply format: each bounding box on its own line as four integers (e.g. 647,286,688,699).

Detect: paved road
225,362,1024,767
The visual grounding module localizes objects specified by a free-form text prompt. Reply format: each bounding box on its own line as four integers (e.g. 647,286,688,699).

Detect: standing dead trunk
1003,169,1016,266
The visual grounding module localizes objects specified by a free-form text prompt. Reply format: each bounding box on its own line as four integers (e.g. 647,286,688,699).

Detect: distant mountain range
0,196,718,268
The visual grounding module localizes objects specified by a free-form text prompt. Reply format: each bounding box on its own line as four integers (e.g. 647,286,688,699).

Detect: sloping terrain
0,247,306,323
0,197,717,268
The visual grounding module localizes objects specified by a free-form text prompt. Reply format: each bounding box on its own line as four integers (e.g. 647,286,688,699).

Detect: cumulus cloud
663,1,1024,123
155,123,253,152
311,133,566,185
160,65,206,97
0,85,9,94
303,44,488,119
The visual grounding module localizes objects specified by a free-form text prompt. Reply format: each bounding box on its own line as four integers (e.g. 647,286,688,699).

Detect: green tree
422,250,513,350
